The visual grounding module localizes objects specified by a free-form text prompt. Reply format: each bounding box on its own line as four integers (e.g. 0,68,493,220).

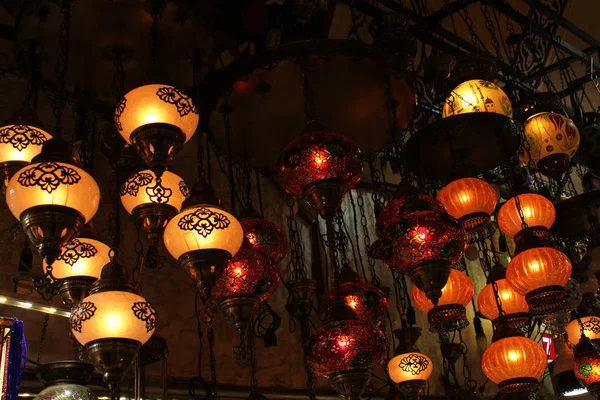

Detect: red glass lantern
574,337,600,397
277,129,363,217
240,218,288,263
506,247,572,316
376,192,444,234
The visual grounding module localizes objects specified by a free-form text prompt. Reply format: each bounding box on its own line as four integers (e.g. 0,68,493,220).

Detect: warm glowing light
388,351,433,383
120,169,188,214
442,79,513,118
0,297,7,303
477,278,529,321
47,308,57,313
337,335,351,349
481,336,546,384
51,237,111,280
233,266,243,277
0,124,51,164
506,247,572,296
497,193,555,238
345,295,359,309
566,317,600,346
412,269,474,313
22,302,32,308
437,177,498,220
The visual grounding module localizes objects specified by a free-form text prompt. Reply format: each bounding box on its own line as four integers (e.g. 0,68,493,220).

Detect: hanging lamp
388,327,433,399
567,316,600,346
574,335,600,398
34,361,94,400
238,207,288,263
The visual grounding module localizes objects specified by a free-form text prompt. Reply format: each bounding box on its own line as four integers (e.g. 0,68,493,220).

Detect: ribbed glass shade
497,193,555,238
442,79,513,118
477,278,529,321
115,84,199,143
481,336,546,384
71,291,156,346
51,238,111,279
388,351,433,383
437,177,497,219
567,317,600,347
0,123,51,164
520,112,580,167
411,269,473,313
6,161,100,222
163,205,244,260
506,247,572,296
120,169,188,214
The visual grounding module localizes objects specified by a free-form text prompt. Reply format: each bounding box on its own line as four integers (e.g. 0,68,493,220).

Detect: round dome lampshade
34,383,93,400
411,269,474,314
163,205,244,260
442,79,513,118
71,291,156,346
120,169,188,214
320,281,388,326
497,193,555,238
211,246,280,302
481,336,546,387
388,351,433,384
115,84,199,143
6,161,100,222
574,343,600,390
506,247,572,296
306,319,387,378
437,177,498,220
51,237,111,280
477,279,529,321
0,123,51,164
567,316,600,347
240,218,288,263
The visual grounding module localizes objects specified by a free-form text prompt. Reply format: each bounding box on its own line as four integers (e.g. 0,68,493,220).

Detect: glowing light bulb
0,297,7,303
345,295,359,309
508,350,520,362
246,233,257,245
234,266,243,277
337,335,350,349
415,226,429,242
22,302,32,308
529,260,541,272
106,314,123,331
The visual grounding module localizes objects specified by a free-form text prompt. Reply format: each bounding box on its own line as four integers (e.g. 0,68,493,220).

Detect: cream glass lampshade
120,169,188,214
0,123,51,164
388,351,433,383
442,79,513,118
567,316,600,346
52,238,111,280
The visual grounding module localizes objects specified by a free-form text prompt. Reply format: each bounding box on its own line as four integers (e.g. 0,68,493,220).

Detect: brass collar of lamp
407,259,451,307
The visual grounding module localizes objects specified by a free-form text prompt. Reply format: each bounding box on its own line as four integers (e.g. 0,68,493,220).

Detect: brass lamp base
0,160,27,194
408,260,451,306
86,338,141,384
537,153,570,181
302,178,347,219
219,295,261,333
397,379,426,399
130,122,185,176
20,205,85,264
427,304,469,333
37,360,94,385
525,285,566,316
458,212,493,243
498,377,539,394
330,369,371,400
132,203,178,244
179,249,231,299
59,276,97,308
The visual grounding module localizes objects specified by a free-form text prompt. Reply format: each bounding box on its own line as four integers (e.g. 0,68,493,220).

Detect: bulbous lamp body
388,351,433,383
306,319,387,378
115,84,199,144
52,237,111,280
120,169,188,214
567,316,600,346
377,193,445,234
477,279,529,321
240,218,288,263
0,123,51,164
320,281,388,326
411,269,474,313
497,193,555,238
481,336,546,392
442,79,513,118
34,383,93,400
211,246,280,302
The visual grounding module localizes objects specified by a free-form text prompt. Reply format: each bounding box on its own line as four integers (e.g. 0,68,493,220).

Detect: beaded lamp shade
277,130,363,198
240,218,288,263
379,211,466,273
211,246,280,302
497,193,555,239
306,319,387,378
442,79,513,118
376,193,445,234
120,169,188,214
320,281,388,327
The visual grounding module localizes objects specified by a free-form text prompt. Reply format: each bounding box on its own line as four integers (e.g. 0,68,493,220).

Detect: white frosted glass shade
163,205,244,260
71,291,156,346
442,79,513,118
51,238,111,279
388,352,433,383
6,161,100,222
0,124,51,163
115,84,199,143
120,169,188,214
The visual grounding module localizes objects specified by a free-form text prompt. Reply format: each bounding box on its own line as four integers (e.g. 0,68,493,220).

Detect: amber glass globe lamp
240,217,288,263
277,125,363,218
497,193,555,239
412,268,474,332
0,106,51,192
481,335,546,394
121,169,188,243
115,83,199,174
506,247,572,316
437,177,498,241
567,316,600,346
520,112,580,180
71,258,156,387
5,137,100,266
442,79,513,118
477,278,529,327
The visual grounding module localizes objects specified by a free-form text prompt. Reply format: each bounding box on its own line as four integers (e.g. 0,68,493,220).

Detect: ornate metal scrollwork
583,317,600,335
177,207,231,238
70,301,97,333
58,238,98,266
179,180,190,197
120,172,153,196
18,162,81,193
0,125,48,151
114,97,126,132
132,301,158,332
156,87,199,117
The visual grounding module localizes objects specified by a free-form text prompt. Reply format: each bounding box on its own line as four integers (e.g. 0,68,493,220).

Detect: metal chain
203,298,218,400
513,194,530,230
241,162,252,209
36,315,50,367
301,63,315,121
369,157,386,215
458,330,477,391
355,190,377,278
458,7,485,50
286,196,306,281
300,320,317,400
247,325,259,393
144,0,166,67
480,2,503,58
132,226,144,287
334,211,351,269
347,191,368,280
52,0,72,137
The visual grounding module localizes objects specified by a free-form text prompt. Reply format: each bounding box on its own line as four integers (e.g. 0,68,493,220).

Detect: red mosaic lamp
239,209,288,263
574,335,600,397
277,121,363,218
376,188,445,235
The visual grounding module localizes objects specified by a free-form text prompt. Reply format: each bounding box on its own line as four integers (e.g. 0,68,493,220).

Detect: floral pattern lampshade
120,169,188,214
442,79,513,118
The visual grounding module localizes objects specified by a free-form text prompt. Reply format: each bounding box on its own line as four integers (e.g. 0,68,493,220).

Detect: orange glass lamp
442,79,513,118
497,193,555,250
412,269,474,332
5,137,100,272
121,169,188,243
567,316,600,347
388,327,433,399
506,247,572,316
71,258,156,389
481,335,547,394
163,179,243,297
114,84,199,175
0,106,51,192
437,177,498,242
520,112,580,180
477,277,529,330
